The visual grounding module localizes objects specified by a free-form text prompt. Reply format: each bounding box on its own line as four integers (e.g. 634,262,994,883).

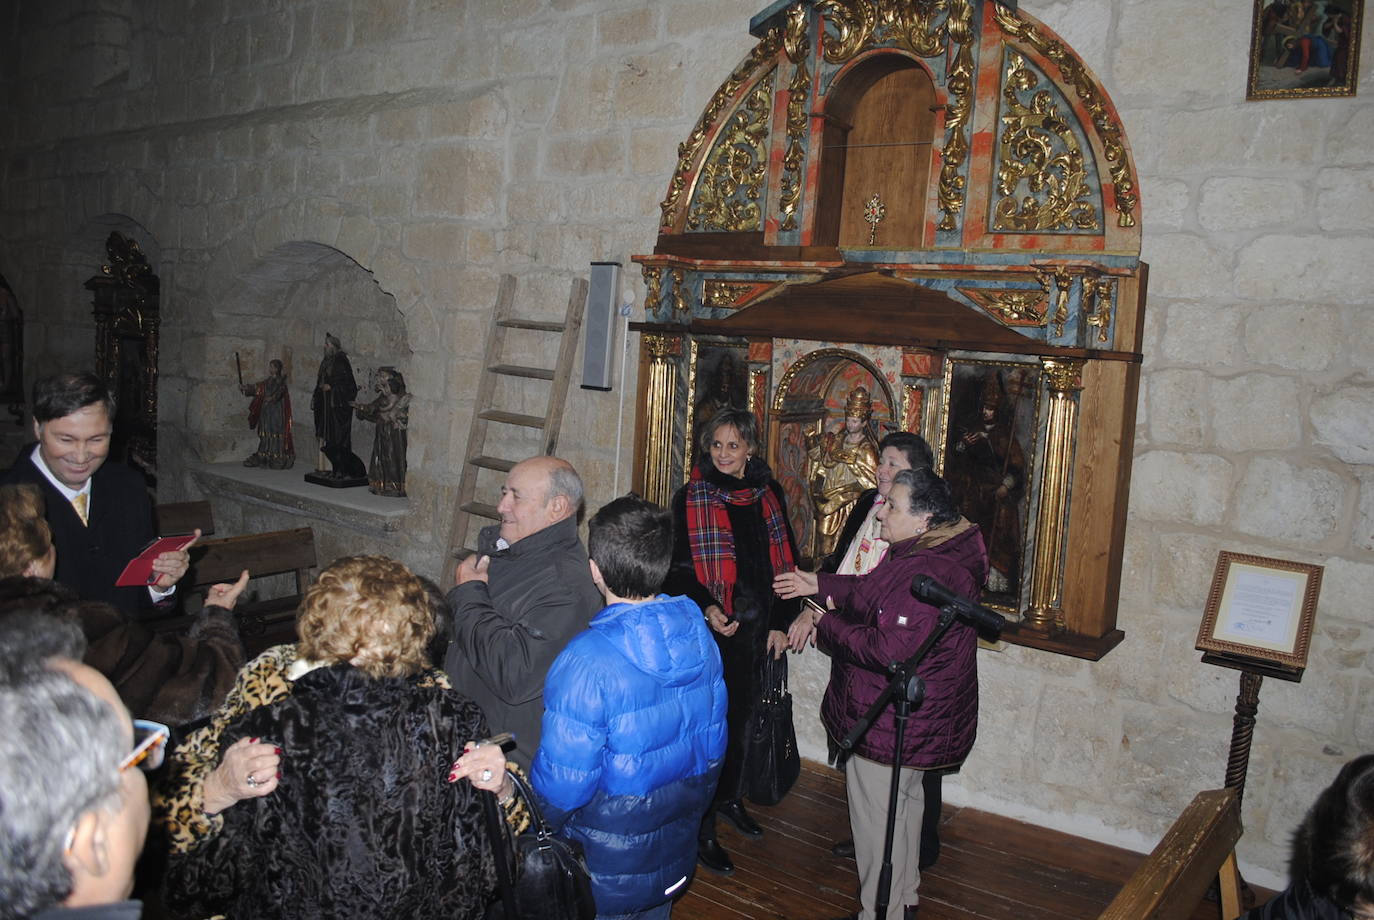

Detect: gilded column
641,334,680,506
1023,358,1083,633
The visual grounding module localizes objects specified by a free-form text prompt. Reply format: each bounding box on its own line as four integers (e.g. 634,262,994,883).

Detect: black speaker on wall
581,261,621,391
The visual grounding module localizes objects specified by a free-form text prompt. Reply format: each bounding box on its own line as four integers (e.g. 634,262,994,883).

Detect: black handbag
745,652,801,806
481,769,596,920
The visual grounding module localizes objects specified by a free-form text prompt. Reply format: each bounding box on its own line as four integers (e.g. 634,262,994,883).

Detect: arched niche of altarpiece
631,0,1146,660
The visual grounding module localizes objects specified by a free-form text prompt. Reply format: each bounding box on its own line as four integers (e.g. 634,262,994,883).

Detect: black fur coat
165,663,496,920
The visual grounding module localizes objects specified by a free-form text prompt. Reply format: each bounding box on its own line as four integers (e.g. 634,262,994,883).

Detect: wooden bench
1098,787,1244,920
170,527,318,657
155,500,215,537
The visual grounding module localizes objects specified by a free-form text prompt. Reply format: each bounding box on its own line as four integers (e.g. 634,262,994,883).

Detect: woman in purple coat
776,467,987,920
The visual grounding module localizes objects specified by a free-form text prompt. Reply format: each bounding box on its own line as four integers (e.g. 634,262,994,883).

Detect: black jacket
164,664,496,920
444,516,602,770
2,448,157,613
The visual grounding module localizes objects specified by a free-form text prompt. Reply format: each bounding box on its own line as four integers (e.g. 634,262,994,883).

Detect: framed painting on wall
1248,0,1362,99
686,340,750,477
938,358,1041,610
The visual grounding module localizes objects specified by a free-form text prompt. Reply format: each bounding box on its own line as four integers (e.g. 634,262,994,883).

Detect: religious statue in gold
805,386,880,559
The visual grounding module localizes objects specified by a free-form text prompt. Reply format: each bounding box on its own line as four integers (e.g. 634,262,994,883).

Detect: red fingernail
251,737,259,743
447,770,457,782
276,771,282,779
274,747,282,755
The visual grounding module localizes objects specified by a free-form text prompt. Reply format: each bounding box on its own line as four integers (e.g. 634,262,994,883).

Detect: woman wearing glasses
158,554,510,920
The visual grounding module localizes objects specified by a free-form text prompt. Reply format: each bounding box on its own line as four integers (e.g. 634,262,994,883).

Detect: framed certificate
1196,551,1323,673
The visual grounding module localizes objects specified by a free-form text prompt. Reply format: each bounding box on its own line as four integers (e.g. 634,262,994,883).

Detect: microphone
910,575,1006,636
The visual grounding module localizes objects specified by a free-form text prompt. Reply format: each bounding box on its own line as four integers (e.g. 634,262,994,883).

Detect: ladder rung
460,501,500,520
489,364,555,380
480,409,546,428
468,455,516,473
498,318,564,332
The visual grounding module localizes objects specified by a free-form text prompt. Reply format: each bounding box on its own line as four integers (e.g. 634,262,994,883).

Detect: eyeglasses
120,719,170,772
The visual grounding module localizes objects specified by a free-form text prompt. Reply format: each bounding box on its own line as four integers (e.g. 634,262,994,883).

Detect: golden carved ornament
993,53,1098,232
1084,274,1114,344
816,0,947,62
641,265,663,314
968,288,1047,326
703,279,758,309
779,7,811,232
994,6,1138,229
1040,357,1083,392
1036,267,1072,337
686,71,776,232
936,0,975,231
670,268,688,315
660,30,783,229
784,2,809,62
644,333,680,361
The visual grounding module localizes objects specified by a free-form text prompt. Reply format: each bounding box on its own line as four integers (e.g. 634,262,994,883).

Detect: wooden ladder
445,274,588,572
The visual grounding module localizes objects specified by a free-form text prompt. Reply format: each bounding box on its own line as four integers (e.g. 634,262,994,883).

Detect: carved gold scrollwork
1023,357,1083,634
1084,273,1115,344
936,0,975,231
641,265,663,314
703,279,757,309
986,290,1047,325
686,71,776,232
670,268,688,315
660,31,783,229
779,6,811,232
994,6,1138,229
1035,267,1072,337
816,0,947,62
994,53,1098,232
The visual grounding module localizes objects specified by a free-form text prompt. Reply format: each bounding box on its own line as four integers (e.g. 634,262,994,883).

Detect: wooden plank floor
675,761,1270,920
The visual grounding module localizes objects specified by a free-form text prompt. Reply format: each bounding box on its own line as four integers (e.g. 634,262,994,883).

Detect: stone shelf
191,463,409,538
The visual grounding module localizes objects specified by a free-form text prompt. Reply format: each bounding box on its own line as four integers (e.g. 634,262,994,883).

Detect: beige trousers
847,753,924,920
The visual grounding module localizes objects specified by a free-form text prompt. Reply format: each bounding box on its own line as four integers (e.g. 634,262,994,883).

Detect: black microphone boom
910,575,1006,636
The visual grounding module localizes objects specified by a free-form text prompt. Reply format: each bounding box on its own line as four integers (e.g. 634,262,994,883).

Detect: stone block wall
1,0,1371,888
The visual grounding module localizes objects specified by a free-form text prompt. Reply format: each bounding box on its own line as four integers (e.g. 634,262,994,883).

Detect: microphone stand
839,604,962,920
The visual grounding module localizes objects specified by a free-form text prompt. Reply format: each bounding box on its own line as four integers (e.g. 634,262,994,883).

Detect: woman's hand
705,604,738,637
205,569,250,611
773,569,818,599
202,737,281,815
449,741,514,802
786,607,819,651
766,629,790,659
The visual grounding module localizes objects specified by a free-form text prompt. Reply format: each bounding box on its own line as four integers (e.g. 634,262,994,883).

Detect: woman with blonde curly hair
159,555,511,920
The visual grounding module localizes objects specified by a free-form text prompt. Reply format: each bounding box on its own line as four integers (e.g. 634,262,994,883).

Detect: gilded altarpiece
632,0,1146,659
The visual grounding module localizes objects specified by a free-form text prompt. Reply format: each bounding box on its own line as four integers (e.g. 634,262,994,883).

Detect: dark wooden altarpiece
631,0,1147,659
86,232,161,485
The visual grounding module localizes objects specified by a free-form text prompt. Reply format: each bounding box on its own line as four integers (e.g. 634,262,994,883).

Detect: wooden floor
675,761,1268,920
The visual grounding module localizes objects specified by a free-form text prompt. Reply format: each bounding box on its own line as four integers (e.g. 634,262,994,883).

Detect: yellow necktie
71,493,89,526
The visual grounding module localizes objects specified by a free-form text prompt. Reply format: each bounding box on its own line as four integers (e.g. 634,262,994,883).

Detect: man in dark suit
2,373,192,613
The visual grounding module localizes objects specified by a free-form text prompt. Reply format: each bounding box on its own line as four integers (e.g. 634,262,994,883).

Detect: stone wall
2,0,1371,888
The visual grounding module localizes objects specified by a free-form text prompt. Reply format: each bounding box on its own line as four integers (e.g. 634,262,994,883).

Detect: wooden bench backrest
189,527,317,595
156,500,216,537
1098,787,1243,920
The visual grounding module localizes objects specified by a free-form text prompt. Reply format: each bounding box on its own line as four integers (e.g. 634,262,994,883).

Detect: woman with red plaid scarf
666,407,805,877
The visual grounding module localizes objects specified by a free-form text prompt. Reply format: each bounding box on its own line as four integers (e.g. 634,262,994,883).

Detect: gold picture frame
1247,0,1362,100
1196,551,1323,673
